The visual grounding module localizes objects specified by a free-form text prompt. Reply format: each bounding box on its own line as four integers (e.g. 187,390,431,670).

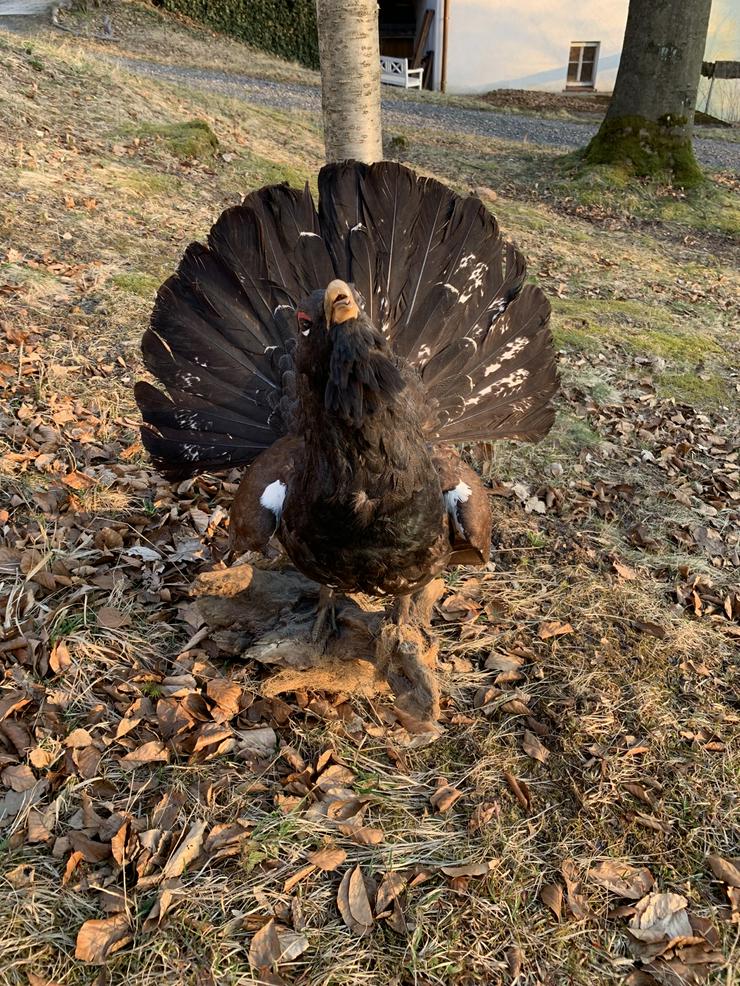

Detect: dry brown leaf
96,606,130,630
538,621,574,640
628,892,692,949
110,820,129,867
142,877,183,931
28,747,55,770
283,863,315,893
337,823,384,846
0,781,48,827
375,871,407,915
162,820,207,879
237,726,278,759
275,927,309,963
192,722,233,754
0,690,30,721
439,593,480,622
522,729,550,763
624,973,657,986
119,741,169,770
541,882,562,920
727,886,740,921
69,831,111,863
613,560,638,580
62,850,84,885
337,865,373,936
588,860,654,899
623,782,657,808
634,621,667,640
309,847,346,871
430,784,462,812
707,855,740,888
27,808,52,843
1,763,36,792
485,652,525,675
4,862,34,888
561,859,591,921
501,697,531,716
64,728,92,748
248,918,281,970
504,772,531,810
206,678,242,721
74,913,132,964
203,821,252,859
468,802,499,831
506,946,524,979
441,861,491,878
49,639,72,674
62,470,95,491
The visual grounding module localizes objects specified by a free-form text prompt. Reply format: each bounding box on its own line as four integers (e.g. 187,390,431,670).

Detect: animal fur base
192,564,444,724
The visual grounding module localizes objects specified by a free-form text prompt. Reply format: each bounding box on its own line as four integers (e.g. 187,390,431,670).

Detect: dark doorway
379,0,438,88
379,0,417,59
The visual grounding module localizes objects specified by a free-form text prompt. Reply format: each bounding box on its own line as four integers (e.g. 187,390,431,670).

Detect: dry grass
0,14,738,986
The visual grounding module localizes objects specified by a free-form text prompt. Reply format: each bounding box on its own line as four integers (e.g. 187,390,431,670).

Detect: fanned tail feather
137,183,334,478
138,161,558,479
318,161,558,444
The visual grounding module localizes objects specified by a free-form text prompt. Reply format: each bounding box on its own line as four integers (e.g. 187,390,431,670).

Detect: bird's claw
311,587,337,649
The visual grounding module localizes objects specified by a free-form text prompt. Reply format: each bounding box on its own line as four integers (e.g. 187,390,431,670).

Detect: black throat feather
324,320,405,427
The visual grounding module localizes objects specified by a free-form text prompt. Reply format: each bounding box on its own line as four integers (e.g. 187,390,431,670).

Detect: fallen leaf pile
0,22,738,983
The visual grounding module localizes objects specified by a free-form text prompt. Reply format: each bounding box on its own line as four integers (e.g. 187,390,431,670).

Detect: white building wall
445,0,629,93
443,0,738,109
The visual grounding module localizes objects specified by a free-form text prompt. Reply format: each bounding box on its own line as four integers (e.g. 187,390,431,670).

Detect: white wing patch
259,480,287,518
444,481,472,511
444,481,472,537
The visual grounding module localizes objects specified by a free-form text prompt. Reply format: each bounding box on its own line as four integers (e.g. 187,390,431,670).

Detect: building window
566,42,600,90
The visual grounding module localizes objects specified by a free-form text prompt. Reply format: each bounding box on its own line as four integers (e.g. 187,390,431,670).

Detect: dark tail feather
137,181,334,477
138,162,557,481
317,161,557,444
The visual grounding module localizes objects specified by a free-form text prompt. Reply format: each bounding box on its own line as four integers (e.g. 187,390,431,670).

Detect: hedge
158,0,320,69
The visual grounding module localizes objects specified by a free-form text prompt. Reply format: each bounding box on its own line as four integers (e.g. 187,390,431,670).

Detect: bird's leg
391,580,444,629
377,586,442,724
311,584,337,647
391,593,412,626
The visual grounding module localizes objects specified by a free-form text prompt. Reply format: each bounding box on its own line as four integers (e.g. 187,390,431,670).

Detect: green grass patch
656,370,731,406
111,272,161,299
554,153,740,238
133,119,219,160
552,318,607,354
231,149,313,193
551,297,721,364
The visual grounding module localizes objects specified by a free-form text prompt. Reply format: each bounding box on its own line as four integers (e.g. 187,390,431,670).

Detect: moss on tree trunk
582,0,712,187
584,115,704,187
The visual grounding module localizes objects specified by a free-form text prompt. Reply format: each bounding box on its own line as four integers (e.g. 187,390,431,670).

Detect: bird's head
294,279,405,426
323,279,361,327
294,280,362,338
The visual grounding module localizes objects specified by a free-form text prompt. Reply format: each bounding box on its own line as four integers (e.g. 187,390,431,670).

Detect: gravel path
116,57,739,173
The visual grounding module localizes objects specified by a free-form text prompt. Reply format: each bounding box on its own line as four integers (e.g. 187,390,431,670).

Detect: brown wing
432,446,492,567
229,436,301,555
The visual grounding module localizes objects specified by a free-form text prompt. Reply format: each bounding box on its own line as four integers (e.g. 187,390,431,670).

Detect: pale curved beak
324,279,359,326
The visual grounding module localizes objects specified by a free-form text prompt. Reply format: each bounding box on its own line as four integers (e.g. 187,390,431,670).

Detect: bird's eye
296,310,312,336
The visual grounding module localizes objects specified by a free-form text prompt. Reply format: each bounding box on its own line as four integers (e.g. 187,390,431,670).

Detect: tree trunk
584,0,712,186
316,0,383,163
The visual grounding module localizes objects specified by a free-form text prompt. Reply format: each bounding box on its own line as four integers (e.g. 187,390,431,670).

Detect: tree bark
316,0,383,163
584,0,712,185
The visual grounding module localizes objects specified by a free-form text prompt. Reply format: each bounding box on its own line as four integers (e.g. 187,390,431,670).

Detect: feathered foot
391,579,445,627
311,585,337,648
375,622,440,724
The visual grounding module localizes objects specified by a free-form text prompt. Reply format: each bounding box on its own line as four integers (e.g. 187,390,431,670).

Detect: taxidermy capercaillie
135,161,558,637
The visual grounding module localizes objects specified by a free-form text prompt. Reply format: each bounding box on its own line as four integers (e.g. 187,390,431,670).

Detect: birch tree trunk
316,0,383,163
584,0,712,186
